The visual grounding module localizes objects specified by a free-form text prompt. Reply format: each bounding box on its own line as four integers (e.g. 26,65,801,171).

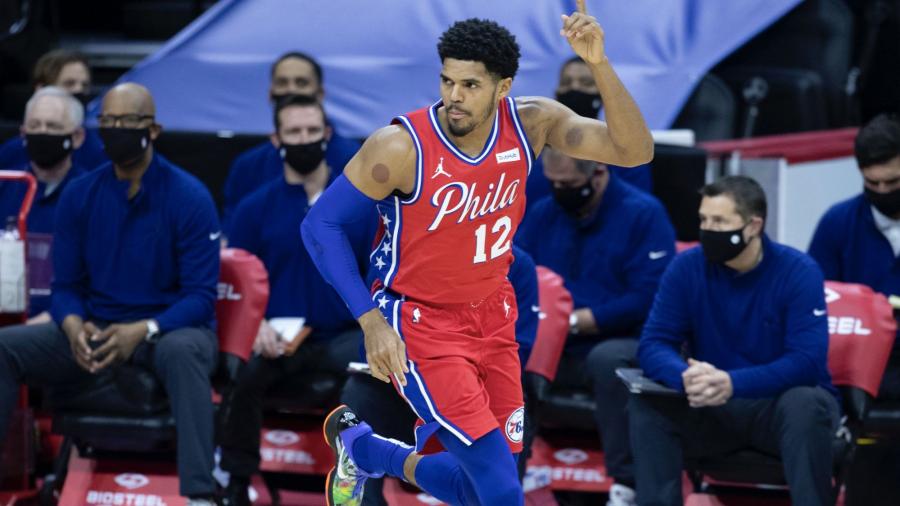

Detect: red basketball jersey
369,97,533,304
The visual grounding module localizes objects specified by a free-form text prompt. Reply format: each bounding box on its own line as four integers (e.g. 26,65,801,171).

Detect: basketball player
301,2,652,504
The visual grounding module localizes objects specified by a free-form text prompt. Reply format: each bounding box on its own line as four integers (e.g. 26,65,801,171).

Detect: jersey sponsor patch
505,406,525,443
495,147,521,164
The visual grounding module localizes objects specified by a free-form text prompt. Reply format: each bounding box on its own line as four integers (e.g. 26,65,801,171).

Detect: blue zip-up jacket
808,194,900,309
229,174,376,338
0,129,108,171
639,236,837,398
517,174,675,341
50,153,220,331
0,163,87,316
221,133,361,231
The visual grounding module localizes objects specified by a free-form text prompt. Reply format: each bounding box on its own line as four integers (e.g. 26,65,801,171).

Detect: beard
447,103,496,137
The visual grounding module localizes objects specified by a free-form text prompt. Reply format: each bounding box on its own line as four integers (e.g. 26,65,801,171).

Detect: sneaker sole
323,404,350,506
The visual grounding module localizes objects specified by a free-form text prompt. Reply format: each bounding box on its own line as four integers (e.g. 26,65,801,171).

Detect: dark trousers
555,338,639,485
219,328,361,477
629,386,840,506
878,350,900,400
0,322,218,497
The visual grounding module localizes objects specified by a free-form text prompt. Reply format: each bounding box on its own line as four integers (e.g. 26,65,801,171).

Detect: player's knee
480,478,523,506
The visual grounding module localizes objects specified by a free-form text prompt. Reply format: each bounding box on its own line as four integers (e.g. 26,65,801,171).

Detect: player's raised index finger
576,0,586,14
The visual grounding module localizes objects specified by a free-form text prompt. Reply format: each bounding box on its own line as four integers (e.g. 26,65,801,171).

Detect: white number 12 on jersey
473,215,512,264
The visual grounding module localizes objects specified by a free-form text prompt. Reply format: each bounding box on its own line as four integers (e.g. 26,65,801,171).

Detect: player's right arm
343,124,417,199
301,125,415,385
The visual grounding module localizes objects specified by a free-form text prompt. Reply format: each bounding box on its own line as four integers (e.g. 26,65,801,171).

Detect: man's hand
253,320,284,359
571,308,598,335
561,0,607,65
683,358,733,408
359,309,408,386
89,321,148,373
62,315,92,372
26,311,52,325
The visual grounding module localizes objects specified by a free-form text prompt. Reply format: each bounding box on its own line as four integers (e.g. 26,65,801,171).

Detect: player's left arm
522,0,653,167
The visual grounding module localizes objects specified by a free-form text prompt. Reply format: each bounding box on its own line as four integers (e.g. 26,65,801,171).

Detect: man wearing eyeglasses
0,83,222,506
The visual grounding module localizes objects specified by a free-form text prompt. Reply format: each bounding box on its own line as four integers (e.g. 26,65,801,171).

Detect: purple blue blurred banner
104,0,802,137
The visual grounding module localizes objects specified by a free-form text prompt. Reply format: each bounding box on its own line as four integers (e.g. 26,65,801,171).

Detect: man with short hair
632,176,839,506
809,113,900,399
0,49,107,170
525,57,654,211
0,86,88,321
517,146,674,506
0,83,221,505
220,94,376,506
303,2,653,504
221,51,362,230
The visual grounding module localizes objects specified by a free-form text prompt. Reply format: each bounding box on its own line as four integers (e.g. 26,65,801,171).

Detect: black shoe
222,477,250,506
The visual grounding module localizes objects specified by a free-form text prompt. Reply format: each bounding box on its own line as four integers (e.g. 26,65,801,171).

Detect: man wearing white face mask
632,175,840,506
0,86,87,322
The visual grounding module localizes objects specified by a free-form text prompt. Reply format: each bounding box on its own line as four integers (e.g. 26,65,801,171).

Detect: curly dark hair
437,19,521,80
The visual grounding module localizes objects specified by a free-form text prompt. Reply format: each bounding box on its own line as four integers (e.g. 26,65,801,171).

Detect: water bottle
3,216,18,240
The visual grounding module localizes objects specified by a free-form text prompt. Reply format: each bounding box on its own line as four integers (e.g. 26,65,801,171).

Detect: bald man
0,86,88,321
0,83,222,505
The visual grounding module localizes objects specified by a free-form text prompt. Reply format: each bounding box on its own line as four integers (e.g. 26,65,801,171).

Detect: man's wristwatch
569,312,580,335
145,319,161,342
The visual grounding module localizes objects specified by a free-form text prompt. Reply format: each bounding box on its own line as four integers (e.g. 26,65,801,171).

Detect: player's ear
496,77,513,99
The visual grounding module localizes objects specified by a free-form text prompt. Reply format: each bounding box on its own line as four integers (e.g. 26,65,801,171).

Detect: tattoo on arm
565,126,584,148
371,163,390,184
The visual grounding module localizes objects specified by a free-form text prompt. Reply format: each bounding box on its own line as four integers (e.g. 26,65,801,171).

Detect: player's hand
89,321,147,373
253,320,284,359
561,0,607,65
360,309,409,386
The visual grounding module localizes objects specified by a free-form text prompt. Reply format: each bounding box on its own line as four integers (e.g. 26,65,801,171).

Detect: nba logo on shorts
505,407,525,443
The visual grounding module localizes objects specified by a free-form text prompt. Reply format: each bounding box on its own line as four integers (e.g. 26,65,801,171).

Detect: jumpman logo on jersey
503,297,511,319
431,156,451,179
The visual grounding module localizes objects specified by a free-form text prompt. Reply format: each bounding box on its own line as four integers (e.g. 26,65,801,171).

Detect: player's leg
325,404,480,506
327,404,521,506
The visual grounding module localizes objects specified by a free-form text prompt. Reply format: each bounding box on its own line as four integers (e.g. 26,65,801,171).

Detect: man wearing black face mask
524,57,654,213
809,113,900,401
633,176,839,506
0,49,107,171
516,146,674,506
221,51,362,233
0,83,223,505
219,94,376,506
0,87,87,322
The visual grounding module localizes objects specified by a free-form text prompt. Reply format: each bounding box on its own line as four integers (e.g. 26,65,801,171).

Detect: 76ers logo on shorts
505,407,525,443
